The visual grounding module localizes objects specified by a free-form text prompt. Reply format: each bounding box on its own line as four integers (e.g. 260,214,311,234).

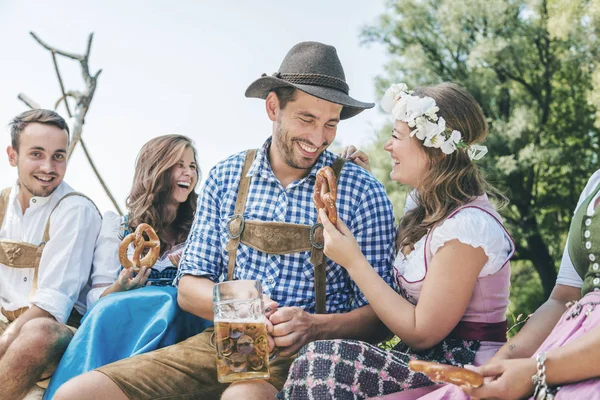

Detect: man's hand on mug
338,145,371,172
263,295,278,317
269,306,316,357
263,295,279,354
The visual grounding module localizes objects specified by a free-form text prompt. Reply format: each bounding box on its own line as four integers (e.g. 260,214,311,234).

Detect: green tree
361,0,600,312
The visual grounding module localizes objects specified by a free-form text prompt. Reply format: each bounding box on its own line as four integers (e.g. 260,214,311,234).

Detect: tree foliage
361,0,600,315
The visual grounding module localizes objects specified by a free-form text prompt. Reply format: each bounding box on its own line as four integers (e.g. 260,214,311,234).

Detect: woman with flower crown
277,82,515,399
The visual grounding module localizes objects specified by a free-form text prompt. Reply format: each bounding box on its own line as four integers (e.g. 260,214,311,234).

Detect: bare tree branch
17,93,40,109
54,92,78,111
29,31,102,158
79,138,123,216
30,32,83,61
85,33,94,59
25,32,123,216
51,52,72,118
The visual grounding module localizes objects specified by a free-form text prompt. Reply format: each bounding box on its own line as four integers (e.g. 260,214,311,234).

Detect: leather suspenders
0,188,100,322
225,150,345,314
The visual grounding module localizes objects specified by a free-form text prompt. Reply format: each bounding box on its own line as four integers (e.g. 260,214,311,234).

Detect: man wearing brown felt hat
55,41,396,400
245,41,374,119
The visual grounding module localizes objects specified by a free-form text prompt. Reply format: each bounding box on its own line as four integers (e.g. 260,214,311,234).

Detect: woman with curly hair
46,135,212,399
279,83,515,399
96,133,200,295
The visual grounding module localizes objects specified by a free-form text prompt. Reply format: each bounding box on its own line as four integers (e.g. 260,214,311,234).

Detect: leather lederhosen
0,187,100,322
225,149,345,314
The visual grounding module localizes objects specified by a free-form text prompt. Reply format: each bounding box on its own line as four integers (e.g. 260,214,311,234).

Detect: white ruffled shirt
556,169,600,288
87,211,180,307
0,182,101,323
393,191,513,282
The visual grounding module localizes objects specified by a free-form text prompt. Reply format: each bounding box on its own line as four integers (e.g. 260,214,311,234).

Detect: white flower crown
381,83,487,160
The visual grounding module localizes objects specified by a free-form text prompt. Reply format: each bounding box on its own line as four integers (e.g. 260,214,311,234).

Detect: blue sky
0,1,390,213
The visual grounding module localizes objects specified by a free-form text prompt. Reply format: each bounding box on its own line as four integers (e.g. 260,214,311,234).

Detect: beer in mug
213,280,271,383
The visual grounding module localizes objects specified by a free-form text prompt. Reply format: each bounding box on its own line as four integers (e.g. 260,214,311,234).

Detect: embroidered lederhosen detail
0,188,101,322
225,150,345,314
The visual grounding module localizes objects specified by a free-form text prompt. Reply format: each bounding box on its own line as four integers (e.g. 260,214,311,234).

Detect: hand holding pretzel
118,223,161,272
313,166,338,225
408,360,484,388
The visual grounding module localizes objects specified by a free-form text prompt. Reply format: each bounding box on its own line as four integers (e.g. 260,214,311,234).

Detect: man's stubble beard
274,124,304,170
18,166,60,197
273,123,323,171
21,180,57,198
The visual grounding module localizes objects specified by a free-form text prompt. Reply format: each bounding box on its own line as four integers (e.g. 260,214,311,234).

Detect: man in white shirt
0,109,102,399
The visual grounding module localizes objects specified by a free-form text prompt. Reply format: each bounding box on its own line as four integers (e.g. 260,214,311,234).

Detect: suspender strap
0,189,38,272
41,192,101,243
331,157,346,180
0,190,101,319
313,255,327,313
224,152,346,314
32,192,101,296
0,187,11,230
313,157,346,313
227,149,257,280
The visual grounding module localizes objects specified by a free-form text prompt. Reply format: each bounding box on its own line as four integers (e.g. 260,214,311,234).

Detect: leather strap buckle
309,223,324,249
227,214,245,239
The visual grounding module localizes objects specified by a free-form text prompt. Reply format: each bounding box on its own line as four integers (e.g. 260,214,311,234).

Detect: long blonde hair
397,83,507,249
127,135,200,253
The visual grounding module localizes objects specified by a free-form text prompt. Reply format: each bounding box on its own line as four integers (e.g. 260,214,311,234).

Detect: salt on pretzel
118,223,161,272
313,166,338,225
408,360,483,388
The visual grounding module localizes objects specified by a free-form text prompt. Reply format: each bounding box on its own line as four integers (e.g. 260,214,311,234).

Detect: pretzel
408,360,483,388
313,166,338,225
118,223,161,272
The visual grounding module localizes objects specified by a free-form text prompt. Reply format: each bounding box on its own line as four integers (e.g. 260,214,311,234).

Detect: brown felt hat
245,41,374,120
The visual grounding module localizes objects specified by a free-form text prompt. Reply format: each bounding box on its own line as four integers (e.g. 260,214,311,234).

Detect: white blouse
394,191,513,282
556,169,600,288
87,211,181,307
0,182,102,323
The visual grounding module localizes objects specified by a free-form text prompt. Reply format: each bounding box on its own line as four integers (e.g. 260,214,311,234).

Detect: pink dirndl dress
416,292,600,400
373,196,514,399
279,195,515,400
417,174,600,399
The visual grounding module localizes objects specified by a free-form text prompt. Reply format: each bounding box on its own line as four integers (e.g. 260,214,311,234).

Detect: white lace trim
393,208,512,282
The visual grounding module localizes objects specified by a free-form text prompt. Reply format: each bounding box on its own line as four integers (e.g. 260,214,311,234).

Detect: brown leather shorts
98,327,294,400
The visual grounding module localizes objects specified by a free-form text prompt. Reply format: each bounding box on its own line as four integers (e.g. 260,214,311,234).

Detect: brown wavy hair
126,134,200,254
397,83,507,249
9,109,70,150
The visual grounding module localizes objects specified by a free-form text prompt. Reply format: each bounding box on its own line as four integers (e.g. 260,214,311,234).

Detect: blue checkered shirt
176,138,397,314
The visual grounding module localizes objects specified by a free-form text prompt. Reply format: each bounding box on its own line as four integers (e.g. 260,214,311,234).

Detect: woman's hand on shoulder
338,145,371,172
318,208,366,270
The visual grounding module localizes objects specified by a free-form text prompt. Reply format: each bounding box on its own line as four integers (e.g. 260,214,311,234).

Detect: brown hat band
271,72,349,94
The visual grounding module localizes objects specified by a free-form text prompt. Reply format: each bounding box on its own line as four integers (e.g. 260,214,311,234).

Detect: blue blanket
44,286,212,399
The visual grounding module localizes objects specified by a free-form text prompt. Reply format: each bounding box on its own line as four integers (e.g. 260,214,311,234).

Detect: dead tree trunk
18,32,123,216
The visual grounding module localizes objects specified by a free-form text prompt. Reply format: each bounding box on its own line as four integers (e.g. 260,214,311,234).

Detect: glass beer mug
213,280,270,383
